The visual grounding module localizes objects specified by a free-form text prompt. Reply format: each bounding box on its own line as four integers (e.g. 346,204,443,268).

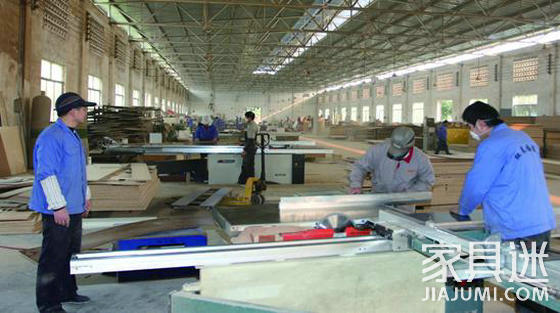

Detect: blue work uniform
212,118,226,131
29,119,87,215
436,125,447,141
459,123,556,240
194,124,218,141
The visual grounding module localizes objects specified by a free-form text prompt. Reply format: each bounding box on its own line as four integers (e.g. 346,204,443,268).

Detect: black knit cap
462,101,503,126
55,92,96,116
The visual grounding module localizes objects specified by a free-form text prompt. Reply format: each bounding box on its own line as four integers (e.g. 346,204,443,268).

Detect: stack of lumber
419,158,472,210
0,209,41,234
87,106,163,148
328,125,347,139
545,130,560,160
88,163,160,211
0,185,40,234
0,175,34,191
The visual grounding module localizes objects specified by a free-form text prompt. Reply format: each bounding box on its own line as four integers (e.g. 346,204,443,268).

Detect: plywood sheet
0,126,26,177
200,251,444,313
87,164,127,181
130,163,152,181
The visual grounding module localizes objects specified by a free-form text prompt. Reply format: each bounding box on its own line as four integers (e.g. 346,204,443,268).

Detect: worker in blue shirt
435,120,451,155
456,101,555,250
29,92,96,313
212,115,226,132
194,116,219,144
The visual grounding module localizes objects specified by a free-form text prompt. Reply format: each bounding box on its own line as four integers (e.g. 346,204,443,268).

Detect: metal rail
70,236,391,274
105,144,332,155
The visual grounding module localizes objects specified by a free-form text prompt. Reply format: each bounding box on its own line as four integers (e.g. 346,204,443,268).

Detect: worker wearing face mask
455,101,555,247
349,126,435,194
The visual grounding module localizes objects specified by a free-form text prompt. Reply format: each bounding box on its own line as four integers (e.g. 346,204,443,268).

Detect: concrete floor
2,134,557,313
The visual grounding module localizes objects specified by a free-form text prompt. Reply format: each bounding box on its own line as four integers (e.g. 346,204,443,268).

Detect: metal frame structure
93,0,560,91
104,144,333,154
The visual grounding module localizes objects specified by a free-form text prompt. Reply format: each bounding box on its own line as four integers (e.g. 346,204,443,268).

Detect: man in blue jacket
30,92,96,313
194,116,218,144
457,101,555,247
435,120,451,155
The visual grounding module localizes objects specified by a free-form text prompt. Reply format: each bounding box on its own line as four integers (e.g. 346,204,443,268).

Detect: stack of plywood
88,163,160,211
0,209,41,234
420,158,472,210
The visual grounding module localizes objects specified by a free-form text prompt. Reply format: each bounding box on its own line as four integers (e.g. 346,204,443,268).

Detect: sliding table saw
70,192,560,313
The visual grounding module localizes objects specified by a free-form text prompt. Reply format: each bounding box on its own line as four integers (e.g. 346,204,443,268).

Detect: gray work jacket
349,140,435,193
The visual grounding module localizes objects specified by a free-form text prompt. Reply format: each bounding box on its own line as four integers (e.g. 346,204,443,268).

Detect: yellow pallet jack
220,133,270,206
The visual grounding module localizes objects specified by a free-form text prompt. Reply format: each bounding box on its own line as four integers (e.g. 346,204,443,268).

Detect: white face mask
470,130,481,141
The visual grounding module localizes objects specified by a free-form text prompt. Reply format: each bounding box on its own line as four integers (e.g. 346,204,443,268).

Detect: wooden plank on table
130,163,152,181
87,164,127,181
172,188,211,208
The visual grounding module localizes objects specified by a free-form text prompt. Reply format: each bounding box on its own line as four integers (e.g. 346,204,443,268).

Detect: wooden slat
0,186,32,199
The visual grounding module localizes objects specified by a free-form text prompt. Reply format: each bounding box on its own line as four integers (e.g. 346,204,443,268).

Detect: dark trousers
435,139,450,154
510,231,552,313
36,214,82,313
238,147,256,184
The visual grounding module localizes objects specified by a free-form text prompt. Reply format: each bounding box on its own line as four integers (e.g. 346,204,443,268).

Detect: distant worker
30,92,95,313
212,115,226,132
349,126,435,194
435,120,452,155
194,116,218,144
238,111,259,184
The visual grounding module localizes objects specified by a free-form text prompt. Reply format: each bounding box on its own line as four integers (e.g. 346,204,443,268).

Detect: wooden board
0,186,32,199
87,164,127,181
0,126,27,177
172,188,211,208
0,209,34,221
130,163,152,181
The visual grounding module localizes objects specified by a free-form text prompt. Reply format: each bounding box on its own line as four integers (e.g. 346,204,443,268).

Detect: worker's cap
388,126,415,156
201,116,211,125
462,101,500,126
55,92,96,116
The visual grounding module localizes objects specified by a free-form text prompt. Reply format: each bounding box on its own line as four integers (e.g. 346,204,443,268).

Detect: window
392,82,404,96
162,99,167,111
154,97,159,108
436,73,454,91
325,108,330,119
513,57,538,82
350,107,358,121
351,89,358,100
392,104,402,123
41,60,65,121
412,102,424,125
145,93,152,107
341,107,347,121
512,94,538,117
437,100,454,121
132,89,140,107
469,98,488,105
114,84,125,106
87,75,102,109
362,106,370,123
412,78,426,94
362,87,370,99
318,109,323,117
376,86,385,98
469,66,489,87
340,91,346,102
375,105,384,122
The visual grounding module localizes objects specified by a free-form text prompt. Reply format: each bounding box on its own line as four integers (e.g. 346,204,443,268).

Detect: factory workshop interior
2,0,560,312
